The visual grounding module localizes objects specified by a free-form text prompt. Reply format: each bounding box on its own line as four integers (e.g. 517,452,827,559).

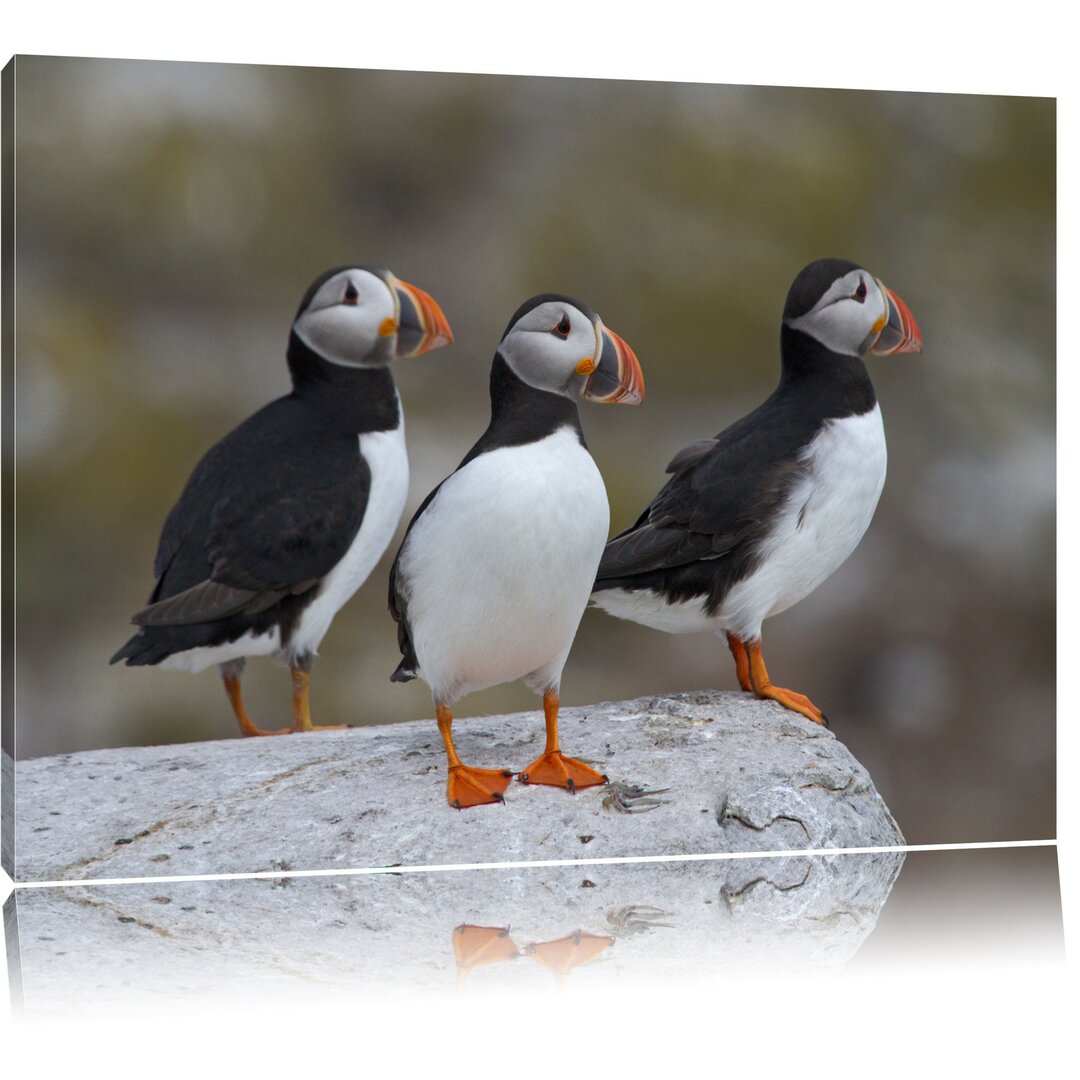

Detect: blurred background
9,57,1054,845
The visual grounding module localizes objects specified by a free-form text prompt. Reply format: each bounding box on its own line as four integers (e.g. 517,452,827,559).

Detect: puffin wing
596,400,810,583
387,479,446,681
137,405,372,627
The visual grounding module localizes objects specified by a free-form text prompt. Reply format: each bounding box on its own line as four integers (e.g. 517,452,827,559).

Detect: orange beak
870,281,923,356
391,277,454,359
583,325,645,405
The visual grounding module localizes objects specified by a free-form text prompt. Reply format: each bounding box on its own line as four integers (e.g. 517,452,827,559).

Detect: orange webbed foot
755,683,829,726
447,764,514,809
745,640,830,726
526,931,614,980
453,925,520,969
243,721,352,737
519,751,607,791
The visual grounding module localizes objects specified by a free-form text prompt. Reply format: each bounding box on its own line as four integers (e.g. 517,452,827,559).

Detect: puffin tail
109,630,170,667
390,659,417,683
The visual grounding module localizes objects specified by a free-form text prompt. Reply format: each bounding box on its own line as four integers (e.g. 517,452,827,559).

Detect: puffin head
497,294,644,405
291,266,453,368
783,258,922,358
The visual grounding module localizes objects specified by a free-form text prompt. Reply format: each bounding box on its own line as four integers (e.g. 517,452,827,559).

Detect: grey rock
12,690,903,881
6,850,906,1010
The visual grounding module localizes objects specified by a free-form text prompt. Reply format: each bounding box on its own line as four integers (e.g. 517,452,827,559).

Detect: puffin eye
853,280,867,303
343,282,360,305
552,314,572,339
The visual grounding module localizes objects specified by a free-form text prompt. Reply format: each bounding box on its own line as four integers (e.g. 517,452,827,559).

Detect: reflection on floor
454,924,617,988
3,846,1062,1014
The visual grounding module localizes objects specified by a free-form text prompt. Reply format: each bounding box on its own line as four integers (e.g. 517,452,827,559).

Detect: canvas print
1,56,1055,881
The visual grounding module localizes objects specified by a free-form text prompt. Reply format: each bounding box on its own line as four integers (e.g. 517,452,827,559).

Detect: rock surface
13,690,904,882
6,851,906,1011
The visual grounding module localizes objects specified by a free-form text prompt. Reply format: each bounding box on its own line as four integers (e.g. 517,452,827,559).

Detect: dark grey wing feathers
133,580,262,626
133,576,321,627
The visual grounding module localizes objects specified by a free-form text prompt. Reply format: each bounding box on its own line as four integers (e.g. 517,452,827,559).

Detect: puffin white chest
400,425,610,701
290,420,410,657
722,404,887,634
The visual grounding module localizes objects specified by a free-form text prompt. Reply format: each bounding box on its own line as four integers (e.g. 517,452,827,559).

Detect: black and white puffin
388,295,644,808
111,266,453,737
592,258,922,725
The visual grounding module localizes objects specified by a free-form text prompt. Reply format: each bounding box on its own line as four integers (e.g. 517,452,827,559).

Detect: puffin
591,258,922,725
388,294,644,808
111,266,453,737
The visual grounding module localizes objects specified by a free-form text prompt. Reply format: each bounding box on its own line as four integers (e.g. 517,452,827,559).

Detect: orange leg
289,668,349,733
745,640,829,726
438,704,513,809
221,663,348,737
518,689,607,792
726,632,752,692
222,666,288,737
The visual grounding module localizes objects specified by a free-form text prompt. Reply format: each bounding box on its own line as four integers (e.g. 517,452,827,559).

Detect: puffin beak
583,326,645,405
391,277,454,359
870,281,923,356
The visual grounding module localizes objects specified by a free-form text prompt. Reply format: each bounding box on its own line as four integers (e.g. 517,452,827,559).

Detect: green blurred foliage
10,58,1054,844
